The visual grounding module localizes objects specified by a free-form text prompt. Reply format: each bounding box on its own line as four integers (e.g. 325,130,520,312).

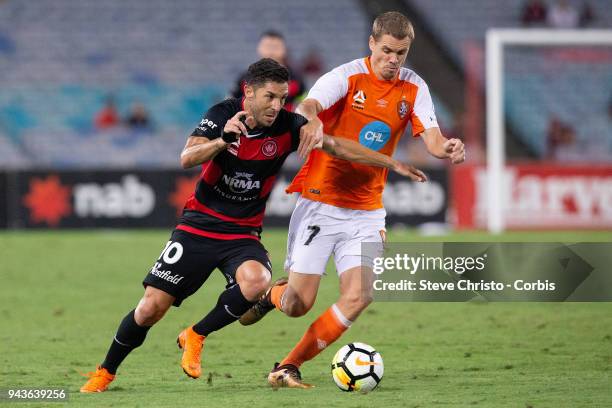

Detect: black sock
192,284,253,336
100,309,151,375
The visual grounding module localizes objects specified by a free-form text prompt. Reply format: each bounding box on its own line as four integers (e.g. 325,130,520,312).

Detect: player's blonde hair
372,11,415,42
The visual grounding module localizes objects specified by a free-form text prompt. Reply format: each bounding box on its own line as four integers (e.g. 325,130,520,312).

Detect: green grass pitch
1,229,611,407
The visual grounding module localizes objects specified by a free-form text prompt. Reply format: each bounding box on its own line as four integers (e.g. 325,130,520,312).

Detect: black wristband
222,131,238,143
222,116,249,143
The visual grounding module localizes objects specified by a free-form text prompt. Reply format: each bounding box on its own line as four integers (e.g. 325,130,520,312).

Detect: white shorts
284,196,386,276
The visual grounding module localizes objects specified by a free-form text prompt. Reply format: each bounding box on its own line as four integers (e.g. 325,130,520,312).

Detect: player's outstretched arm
420,127,465,164
180,137,228,168
319,135,427,182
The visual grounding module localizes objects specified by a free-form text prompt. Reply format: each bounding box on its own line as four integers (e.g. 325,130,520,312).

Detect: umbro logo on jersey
352,90,366,110
376,99,388,108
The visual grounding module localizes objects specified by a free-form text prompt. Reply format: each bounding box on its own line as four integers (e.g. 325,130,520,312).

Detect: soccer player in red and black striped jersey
80,58,426,393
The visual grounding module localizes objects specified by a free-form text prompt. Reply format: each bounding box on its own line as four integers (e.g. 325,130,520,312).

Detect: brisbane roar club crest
261,139,278,157
397,99,410,119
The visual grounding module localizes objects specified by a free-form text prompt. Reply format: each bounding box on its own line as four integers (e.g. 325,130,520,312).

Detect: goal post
485,29,612,233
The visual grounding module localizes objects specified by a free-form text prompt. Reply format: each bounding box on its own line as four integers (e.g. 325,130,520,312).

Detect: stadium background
1,0,610,406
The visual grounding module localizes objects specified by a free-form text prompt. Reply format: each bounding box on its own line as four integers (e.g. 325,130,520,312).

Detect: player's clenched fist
443,138,465,164
222,111,255,143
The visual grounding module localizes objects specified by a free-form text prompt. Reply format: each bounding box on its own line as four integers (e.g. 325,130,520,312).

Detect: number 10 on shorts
158,241,184,264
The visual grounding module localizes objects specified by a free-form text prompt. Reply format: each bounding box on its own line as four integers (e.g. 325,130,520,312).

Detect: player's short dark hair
372,11,415,42
260,30,285,41
244,58,289,88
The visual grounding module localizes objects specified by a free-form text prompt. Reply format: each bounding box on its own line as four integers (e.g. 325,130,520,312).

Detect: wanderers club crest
261,139,278,157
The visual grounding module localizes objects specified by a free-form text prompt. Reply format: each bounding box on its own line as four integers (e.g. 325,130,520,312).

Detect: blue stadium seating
506,51,611,158
407,0,612,160
0,0,371,168
3,0,605,167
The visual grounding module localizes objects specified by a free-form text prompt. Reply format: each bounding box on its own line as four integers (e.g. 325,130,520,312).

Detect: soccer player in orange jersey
239,11,465,388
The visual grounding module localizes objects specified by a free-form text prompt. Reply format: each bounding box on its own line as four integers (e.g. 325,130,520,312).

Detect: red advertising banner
452,163,612,230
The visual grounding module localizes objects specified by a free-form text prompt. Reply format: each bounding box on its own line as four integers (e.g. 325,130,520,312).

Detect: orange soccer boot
177,326,206,379
80,366,115,393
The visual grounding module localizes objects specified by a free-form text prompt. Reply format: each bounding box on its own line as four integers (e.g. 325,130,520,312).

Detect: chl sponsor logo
73,175,155,218
358,121,391,151
222,172,261,193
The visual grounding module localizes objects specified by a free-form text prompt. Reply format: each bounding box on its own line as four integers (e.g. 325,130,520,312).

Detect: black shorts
142,229,272,306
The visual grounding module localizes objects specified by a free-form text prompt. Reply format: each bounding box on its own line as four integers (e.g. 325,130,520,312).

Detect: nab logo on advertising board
359,121,391,151
74,175,155,218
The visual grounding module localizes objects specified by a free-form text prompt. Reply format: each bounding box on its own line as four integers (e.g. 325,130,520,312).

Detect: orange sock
280,305,350,368
270,284,287,310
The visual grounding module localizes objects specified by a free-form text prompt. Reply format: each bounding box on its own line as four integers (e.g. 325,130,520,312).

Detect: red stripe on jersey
259,175,276,198
177,224,259,241
201,160,222,184
184,195,264,227
237,132,293,161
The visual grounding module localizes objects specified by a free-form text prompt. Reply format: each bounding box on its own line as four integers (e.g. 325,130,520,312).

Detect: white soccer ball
331,342,384,392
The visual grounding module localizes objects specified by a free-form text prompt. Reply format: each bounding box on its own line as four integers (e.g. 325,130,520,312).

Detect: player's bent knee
240,277,270,301
135,301,164,325
135,290,172,325
236,262,271,301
